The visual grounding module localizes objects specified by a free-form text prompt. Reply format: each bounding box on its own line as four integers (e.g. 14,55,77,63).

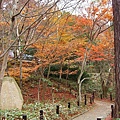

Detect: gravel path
72,100,113,120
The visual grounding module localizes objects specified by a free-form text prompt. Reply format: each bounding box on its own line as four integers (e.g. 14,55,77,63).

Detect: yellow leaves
58,31,74,44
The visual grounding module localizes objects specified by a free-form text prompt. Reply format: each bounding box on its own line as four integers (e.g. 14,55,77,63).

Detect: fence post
2,117,5,120
111,105,114,118
97,118,101,120
92,91,95,102
77,100,80,106
75,93,77,98
56,105,59,114
93,91,95,98
100,94,103,99
40,110,44,120
97,117,104,120
70,88,72,94
110,93,112,101
84,94,87,105
90,97,92,104
58,84,60,90
68,102,70,109
22,114,27,120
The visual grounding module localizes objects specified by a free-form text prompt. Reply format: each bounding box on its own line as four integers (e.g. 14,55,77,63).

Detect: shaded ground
72,100,113,120
22,81,76,104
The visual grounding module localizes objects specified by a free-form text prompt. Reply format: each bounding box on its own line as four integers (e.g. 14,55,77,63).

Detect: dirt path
72,100,113,120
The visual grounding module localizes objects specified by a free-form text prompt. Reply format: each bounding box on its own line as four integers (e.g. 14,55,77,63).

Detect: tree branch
0,0,2,9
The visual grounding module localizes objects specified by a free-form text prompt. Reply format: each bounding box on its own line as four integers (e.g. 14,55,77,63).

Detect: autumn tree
88,30,114,97
71,0,113,104
33,10,77,80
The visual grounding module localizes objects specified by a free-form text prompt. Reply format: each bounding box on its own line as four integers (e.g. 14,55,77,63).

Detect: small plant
41,78,53,87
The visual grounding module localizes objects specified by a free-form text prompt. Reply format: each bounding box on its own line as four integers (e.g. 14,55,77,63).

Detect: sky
57,0,91,15
35,0,92,15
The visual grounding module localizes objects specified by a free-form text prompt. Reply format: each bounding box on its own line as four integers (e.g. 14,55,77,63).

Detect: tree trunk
59,61,63,81
102,85,108,98
39,66,44,78
66,60,70,80
112,0,120,118
38,79,41,101
47,64,51,79
0,0,2,9
78,82,82,104
19,54,22,89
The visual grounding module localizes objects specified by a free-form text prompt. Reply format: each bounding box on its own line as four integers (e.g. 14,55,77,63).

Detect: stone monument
0,77,23,110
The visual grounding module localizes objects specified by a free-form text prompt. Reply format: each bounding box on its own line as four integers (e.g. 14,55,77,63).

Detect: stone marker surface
0,77,23,110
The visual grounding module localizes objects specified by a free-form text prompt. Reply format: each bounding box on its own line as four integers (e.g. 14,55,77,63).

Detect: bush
44,63,90,82
28,74,41,81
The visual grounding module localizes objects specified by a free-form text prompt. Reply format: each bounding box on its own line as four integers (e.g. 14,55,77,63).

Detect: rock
0,77,23,110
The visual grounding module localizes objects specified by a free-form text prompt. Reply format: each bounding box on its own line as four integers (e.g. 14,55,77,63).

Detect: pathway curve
72,100,113,120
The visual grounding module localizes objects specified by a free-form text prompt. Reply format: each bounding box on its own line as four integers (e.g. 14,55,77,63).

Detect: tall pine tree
112,0,120,118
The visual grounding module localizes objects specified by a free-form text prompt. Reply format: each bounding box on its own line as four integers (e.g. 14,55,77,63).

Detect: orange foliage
8,61,38,80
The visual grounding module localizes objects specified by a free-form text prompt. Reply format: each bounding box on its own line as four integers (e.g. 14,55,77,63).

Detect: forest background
0,0,114,119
